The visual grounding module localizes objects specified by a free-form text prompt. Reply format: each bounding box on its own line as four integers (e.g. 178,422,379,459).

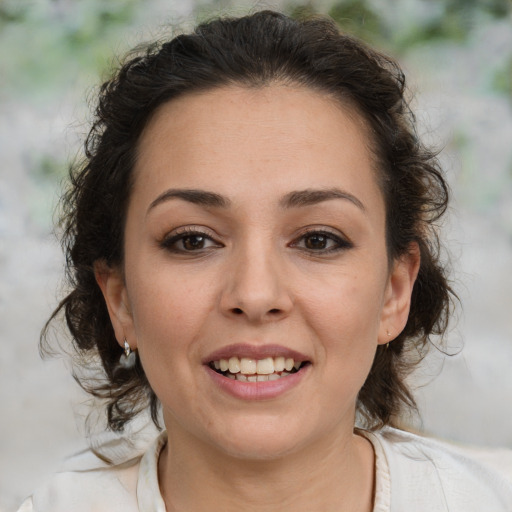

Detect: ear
378,242,420,345
94,260,136,350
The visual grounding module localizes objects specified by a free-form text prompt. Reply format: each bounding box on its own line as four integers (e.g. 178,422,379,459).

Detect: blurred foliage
0,0,510,219
0,0,29,22
493,56,512,98
193,0,243,21
286,0,388,46
1,0,511,98
328,0,387,43
394,0,512,49
33,154,67,182
286,0,512,50
0,0,139,97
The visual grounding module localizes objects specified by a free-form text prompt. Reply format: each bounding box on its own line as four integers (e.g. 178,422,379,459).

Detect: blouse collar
137,430,168,512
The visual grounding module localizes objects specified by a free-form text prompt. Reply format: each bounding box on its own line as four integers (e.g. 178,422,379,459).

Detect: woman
20,10,512,512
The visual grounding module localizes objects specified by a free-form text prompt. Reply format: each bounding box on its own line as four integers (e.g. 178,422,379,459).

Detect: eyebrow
147,187,365,214
280,188,366,212
147,188,231,214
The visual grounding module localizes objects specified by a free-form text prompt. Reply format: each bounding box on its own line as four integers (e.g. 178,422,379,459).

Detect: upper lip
203,343,310,364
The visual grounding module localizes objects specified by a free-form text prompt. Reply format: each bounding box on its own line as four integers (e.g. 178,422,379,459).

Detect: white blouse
18,428,512,511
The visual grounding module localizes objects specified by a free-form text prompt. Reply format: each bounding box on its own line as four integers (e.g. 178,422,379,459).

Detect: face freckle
102,84,416,460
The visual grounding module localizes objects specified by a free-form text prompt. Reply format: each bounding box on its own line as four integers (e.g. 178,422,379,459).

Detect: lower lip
205,365,310,400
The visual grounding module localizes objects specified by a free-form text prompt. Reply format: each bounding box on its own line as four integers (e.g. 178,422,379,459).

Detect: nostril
227,307,284,318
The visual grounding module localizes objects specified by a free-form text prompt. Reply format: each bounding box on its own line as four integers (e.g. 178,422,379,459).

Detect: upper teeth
213,356,301,375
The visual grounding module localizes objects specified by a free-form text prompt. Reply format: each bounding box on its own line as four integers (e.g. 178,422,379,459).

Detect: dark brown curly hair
43,10,454,432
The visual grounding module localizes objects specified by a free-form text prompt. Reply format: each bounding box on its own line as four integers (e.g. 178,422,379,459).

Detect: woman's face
99,85,418,459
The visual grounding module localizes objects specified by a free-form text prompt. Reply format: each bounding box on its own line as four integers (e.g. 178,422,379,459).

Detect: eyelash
159,227,353,255
160,227,222,253
290,229,353,254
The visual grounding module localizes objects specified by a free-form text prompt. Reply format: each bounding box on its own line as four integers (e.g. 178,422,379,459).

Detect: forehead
132,84,382,211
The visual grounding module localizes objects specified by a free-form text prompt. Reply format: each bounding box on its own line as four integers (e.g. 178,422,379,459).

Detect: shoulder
18,430,168,512
370,427,512,511
18,449,142,512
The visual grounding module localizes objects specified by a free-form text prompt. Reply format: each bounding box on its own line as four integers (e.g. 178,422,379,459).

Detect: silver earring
119,339,136,369
385,330,392,350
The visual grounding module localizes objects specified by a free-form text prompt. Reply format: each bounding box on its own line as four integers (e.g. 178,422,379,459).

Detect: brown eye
160,229,221,253
182,235,206,251
291,229,353,254
304,234,329,250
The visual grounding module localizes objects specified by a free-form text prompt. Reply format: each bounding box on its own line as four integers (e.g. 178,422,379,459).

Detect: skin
96,85,419,511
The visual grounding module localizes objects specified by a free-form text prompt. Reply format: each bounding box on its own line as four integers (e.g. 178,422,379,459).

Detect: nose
219,242,293,323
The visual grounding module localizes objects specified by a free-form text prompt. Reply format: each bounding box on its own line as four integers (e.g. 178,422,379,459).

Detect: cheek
126,268,214,405
299,266,386,356
127,261,217,353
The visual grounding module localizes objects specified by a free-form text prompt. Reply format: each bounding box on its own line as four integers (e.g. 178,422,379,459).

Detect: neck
158,423,375,512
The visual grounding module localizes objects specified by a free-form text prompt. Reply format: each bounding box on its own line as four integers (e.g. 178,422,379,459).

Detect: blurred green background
1,1,511,510
1,0,512,228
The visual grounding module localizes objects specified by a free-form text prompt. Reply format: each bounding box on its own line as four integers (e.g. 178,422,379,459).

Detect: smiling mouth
208,356,310,382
